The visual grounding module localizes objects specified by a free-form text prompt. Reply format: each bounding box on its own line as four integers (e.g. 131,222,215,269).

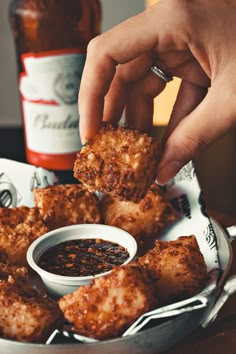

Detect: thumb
156,79,236,185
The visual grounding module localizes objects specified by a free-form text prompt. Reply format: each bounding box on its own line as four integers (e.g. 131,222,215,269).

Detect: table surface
1,127,236,354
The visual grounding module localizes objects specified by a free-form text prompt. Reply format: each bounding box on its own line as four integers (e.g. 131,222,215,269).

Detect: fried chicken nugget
0,206,48,266
0,251,28,285
0,282,63,343
138,235,207,305
59,264,158,340
34,184,101,230
74,122,160,202
101,183,177,247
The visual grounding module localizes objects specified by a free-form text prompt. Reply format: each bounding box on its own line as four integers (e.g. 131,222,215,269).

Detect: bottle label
19,49,86,154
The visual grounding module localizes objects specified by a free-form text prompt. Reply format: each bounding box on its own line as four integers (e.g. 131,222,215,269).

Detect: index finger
78,6,164,143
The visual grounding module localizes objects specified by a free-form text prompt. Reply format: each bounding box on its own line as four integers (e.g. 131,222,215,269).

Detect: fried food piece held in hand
138,235,207,305
0,282,63,343
34,184,101,230
0,206,48,266
101,183,177,248
74,122,160,202
59,264,158,340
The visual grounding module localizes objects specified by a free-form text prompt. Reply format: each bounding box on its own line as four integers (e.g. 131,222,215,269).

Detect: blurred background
0,0,144,127
0,0,235,218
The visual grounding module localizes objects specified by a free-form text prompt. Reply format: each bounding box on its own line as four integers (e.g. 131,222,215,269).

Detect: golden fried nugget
138,235,207,305
74,122,160,202
0,206,48,266
101,183,177,248
59,264,158,340
0,282,63,343
0,252,28,285
34,184,101,229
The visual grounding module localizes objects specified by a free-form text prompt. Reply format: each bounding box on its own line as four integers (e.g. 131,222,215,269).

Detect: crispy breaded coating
101,183,177,247
59,264,158,340
34,184,101,230
0,282,63,343
0,253,28,285
74,123,160,202
138,235,207,305
0,206,48,266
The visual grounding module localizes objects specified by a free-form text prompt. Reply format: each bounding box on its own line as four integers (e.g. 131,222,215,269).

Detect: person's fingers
102,54,209,133
78,3,187,143
154,55,210,89
78,13,158,142
125,71,166,132
102,53,153,125
102,77,128,126
156,78,236,185
78,57,115,144
162,80,208,146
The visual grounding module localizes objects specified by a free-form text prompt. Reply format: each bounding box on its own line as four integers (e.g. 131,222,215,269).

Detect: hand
78,0,236,184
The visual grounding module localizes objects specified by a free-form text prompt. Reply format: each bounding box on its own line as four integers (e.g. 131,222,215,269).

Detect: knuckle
180,134,210,157
168,133,210,164
87,35,103,56
168,0,193,26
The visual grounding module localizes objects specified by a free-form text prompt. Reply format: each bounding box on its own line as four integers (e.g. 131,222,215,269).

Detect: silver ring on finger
150,66,173,83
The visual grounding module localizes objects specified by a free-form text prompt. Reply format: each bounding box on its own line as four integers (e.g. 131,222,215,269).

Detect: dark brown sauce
38,238,129,277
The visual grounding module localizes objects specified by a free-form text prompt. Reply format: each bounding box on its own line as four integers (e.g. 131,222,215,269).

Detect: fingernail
80,136,88,146
156,160,183,185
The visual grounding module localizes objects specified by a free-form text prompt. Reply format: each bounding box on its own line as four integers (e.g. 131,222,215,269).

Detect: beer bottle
9,0,101,171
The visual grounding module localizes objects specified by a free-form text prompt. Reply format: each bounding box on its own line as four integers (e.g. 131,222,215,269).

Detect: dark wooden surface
1,127,236,353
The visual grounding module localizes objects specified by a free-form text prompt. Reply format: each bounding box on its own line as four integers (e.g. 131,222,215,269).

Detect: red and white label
19,49,86,154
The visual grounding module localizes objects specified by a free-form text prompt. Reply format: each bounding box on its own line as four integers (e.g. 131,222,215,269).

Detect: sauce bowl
27,224,137,298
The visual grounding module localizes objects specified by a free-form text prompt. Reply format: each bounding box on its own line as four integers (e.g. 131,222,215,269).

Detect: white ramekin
27,224,137,298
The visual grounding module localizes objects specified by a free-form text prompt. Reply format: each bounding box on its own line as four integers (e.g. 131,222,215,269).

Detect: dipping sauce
37,238,129,276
